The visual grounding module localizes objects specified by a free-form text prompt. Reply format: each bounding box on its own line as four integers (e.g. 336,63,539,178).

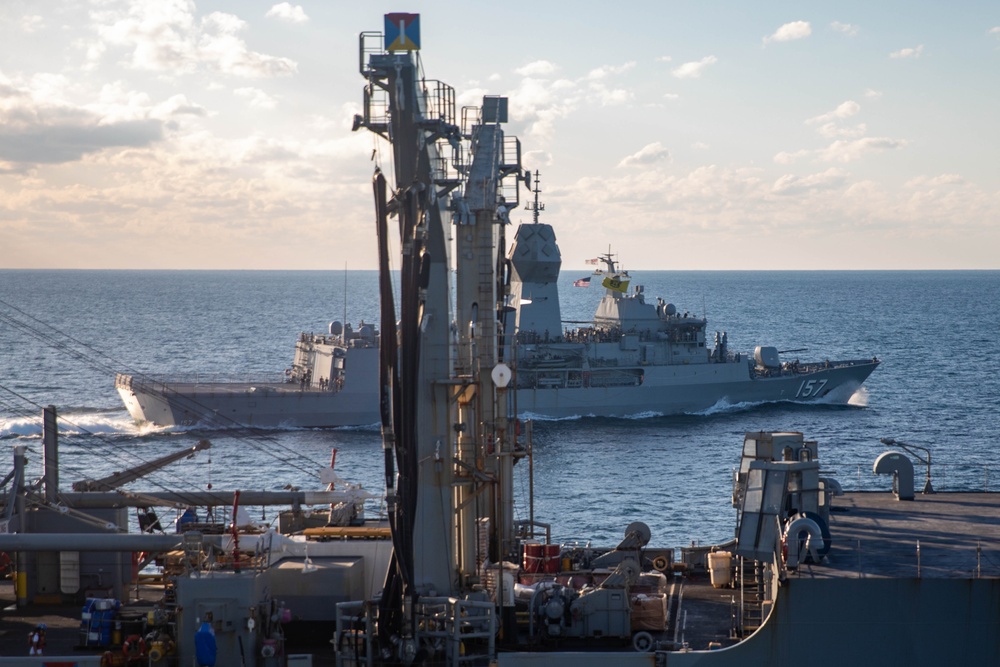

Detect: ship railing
358,31,384,77
412,597,496,666
333,597,495,667
334,599,375,667
117,372,289,389
513,519,552,544
784,536,1000,579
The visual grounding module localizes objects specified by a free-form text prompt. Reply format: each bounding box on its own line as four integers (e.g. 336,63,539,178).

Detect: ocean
1,269,998,548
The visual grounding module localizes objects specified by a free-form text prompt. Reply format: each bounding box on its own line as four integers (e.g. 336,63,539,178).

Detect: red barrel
542,544,561,573
523,543,543,573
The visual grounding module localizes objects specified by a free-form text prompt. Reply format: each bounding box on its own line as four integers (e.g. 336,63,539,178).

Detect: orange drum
523,543,543,573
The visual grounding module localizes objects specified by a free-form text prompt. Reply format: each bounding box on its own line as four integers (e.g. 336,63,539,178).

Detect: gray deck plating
799,491,1000,579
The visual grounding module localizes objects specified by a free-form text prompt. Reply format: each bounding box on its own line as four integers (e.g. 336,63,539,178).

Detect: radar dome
329,321,343,336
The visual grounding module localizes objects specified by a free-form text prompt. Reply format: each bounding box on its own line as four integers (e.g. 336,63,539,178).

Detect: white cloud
890,45,924,59
507,76,577,140
773,149,810,165
806,100,860,125
92,2,298,78
819,137,907,162
21,15,44,33
816,122,867,139
764,21,812,44
656,55,672,63
266,3,309,24
831,21,859,37
618,142,669,168
523,150,553,168
0,74,164,168
772,168,848,195
515,60,558,77
585,63,636,105
587,62,636,80
153,94,207,118
990,27,1000,36
864,88,882,99
905,174,964,188
590,85,632,105
672,56,717,79
692,141,709,151
234,87,278,109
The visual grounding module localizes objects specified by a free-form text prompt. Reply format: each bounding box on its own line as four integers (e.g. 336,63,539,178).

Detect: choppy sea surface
1,269,998,548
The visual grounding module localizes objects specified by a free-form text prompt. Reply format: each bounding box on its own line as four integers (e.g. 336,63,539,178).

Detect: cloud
671,56,717,79
0,117,163,165
618,142,669,168
818,137,907,162
234,87,278,109
890,45,924,59
153,94,207,117
584,62,636,105
806,100,860,125
990,27,1000,36
522,150,553,168
905,174,964,188
21,15,45,33
266,3,309,24
772,168,849,195
92,2,298,78
773,149,810,165
656,56,672,63
515,60,558,77
506,76,577,140
587,62,636,80
764,21,812,44
830,21,859,37
864,88,882,99
0,74,164,167
816,122,867,139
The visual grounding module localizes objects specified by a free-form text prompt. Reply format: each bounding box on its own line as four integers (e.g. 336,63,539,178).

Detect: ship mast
354,13,526,662
524,170,544,224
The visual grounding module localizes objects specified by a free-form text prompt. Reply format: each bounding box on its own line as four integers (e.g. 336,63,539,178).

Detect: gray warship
116,189,878,430
506,205,879,417
115,321,380,428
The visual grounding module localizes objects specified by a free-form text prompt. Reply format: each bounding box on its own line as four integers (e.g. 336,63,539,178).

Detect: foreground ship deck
4,490,999,665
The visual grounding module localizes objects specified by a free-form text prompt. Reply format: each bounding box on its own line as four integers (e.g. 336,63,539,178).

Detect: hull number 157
796,379,828,398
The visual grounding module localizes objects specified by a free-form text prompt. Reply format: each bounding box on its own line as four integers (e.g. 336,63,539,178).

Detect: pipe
784,516,824,569
43,405,58,504
0,533,218,552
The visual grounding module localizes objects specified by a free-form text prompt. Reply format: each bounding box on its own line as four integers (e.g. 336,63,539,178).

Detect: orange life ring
123,634,146,657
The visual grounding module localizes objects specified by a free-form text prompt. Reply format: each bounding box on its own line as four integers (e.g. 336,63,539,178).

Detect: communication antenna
524,170,544,224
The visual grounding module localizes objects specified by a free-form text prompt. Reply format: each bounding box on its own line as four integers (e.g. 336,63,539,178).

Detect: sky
1,1,998,271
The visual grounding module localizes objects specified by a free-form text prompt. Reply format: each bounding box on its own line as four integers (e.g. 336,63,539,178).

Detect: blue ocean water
1,269,998,548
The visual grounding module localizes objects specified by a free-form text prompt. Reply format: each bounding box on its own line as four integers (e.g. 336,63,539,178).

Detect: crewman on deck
195,611,217,666
28,623,45,655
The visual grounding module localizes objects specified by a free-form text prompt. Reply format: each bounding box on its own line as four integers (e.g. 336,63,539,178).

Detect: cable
0,298,325,479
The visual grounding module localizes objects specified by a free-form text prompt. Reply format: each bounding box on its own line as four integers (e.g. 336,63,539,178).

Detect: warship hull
117,354,875,427
116,376,380,428
515,357,879,418
115,341,381,428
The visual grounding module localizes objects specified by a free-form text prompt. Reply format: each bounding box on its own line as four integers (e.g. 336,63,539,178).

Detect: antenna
524,170,544,224
343,262,348,341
